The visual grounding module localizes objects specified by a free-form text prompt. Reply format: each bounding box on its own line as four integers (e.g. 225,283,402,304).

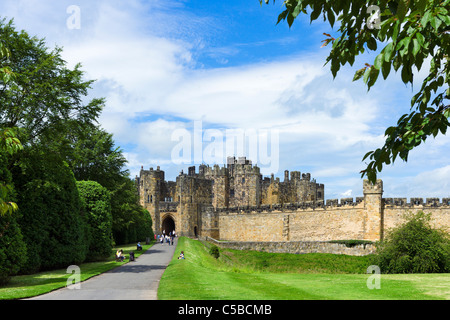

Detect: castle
136,157,450,247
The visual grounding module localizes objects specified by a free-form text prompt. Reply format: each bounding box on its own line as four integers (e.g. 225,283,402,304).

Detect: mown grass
0,242,154,300
158,237,449,300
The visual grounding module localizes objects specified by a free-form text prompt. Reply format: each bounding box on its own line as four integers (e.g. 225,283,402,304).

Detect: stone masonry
136,158,450,247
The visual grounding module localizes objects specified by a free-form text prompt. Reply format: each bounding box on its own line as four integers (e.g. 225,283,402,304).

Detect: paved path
28,239,178,300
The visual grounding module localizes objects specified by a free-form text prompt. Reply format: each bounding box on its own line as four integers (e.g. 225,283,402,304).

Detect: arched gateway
161,215,175,235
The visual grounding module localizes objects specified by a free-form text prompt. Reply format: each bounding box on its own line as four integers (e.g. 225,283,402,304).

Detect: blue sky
1,0,449,200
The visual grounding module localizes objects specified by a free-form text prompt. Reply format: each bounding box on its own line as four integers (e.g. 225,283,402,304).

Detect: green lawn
158,237,449,300
0,242,154,300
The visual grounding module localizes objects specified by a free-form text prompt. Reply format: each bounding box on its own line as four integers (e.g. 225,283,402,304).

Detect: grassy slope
158,237,449,300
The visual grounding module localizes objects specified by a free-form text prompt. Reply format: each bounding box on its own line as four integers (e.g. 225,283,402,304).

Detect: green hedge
77,180,113,261
0,153,27,284
13,150,88,273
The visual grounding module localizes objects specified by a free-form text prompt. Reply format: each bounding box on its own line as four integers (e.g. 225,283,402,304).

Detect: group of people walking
157,230,176,245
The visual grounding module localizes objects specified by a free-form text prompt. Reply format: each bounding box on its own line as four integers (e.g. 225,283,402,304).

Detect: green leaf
382,59,391,79
362,151,374,161
310,7,322,22
327,8,335,28
397,0,407,23
367,67,380,90
384,42,395,62
397,37,411,57
353,67,366,81
430,15,442,31
438,13,450,26
393,55,402,71
374,52,384,70
421,10,432,28
367,37,377,51
415,32,424,48
277,10,289,25
363,66,372,84
412,39,420,57
401,65,413,84
392,21,400,43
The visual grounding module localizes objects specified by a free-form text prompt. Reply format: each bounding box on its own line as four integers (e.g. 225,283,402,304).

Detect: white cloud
340,189,353,197
2,0,448,200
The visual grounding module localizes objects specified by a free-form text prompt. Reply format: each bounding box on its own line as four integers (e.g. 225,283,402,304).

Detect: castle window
242,178,245,183
318,192,322,199
147,195,150,203
242,191,245,198
150,195,153,203
230,189,235,197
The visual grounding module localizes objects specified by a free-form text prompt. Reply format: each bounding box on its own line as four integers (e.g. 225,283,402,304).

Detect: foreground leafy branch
261,0,449,183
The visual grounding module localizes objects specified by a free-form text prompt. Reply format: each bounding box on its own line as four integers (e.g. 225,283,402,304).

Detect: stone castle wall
218,197,450,243
136,162,449,247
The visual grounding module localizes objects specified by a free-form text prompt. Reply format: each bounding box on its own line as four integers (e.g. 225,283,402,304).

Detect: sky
1,0,449,200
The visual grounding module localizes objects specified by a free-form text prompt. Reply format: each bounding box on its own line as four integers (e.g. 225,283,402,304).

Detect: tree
372,211,449,273
111,177,154,245
0,40,22,216
59,124,128,191
0,18,104,148
261,0,449,183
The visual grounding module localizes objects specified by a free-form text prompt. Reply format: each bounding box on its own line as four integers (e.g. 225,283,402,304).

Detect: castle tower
363,179,384,241
176,172,213,237
138,167,164,235
204,165,229,209
230,160,261,207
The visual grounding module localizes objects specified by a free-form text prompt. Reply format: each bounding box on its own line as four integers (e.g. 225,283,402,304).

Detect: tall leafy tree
261,0,449,182
59,124,128,191
0,18,104,148
0,40,22,216
111,177,153,245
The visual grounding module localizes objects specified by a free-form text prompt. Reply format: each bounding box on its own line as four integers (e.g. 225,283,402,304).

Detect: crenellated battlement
384,197,450,207
200,164,228,176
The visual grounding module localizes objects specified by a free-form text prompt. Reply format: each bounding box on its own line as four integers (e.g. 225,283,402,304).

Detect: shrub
0,213,27,284
0,154,27,284
77,181,113,261
372,211,450,274
13,149,88,273
209,245,220,259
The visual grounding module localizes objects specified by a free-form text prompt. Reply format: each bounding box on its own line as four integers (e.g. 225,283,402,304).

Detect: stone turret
363,179,384,241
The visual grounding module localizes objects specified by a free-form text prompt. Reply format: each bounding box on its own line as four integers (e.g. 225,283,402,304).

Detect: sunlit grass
158,237,449,300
